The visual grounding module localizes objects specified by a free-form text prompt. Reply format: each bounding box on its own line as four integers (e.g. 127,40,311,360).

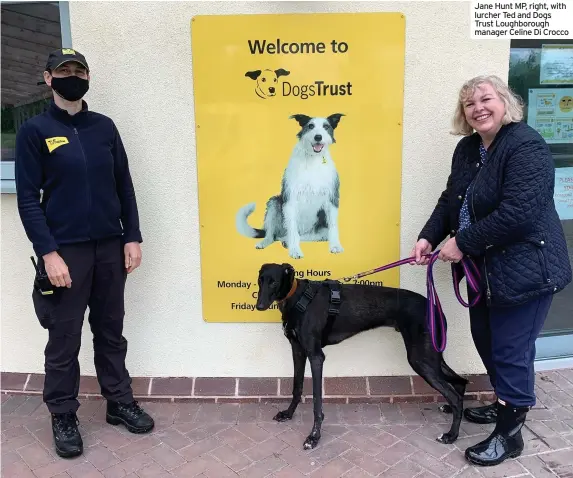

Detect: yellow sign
45,136,69,153
191,12,406,322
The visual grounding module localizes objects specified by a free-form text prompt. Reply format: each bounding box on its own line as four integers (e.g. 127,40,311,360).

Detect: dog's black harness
283,280,342,345
322,280,341,344
294,281,317,313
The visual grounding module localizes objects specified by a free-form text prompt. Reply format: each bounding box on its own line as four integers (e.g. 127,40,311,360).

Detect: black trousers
32,237,134,413
467,273,553,408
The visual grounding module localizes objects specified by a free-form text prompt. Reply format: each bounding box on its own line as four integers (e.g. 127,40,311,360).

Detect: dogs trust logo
245,68,290,99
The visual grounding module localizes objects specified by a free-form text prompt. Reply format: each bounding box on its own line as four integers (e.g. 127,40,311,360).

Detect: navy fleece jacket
15,100,142,257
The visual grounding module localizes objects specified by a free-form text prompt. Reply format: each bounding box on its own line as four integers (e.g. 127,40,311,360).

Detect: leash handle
452,257,482,307
426,251,482,353
426,251,447,353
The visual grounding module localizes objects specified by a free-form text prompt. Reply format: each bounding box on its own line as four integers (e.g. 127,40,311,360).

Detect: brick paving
2,369,573,478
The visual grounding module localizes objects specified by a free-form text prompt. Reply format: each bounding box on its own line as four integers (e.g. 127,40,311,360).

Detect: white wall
0,1,511,378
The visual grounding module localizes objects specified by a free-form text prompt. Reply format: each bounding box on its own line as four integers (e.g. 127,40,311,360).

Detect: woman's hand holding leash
438,237,463,263
410,238,432,265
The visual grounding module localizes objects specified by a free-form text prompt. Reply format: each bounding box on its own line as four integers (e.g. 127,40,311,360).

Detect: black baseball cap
45,48,89,72
38,48,89,85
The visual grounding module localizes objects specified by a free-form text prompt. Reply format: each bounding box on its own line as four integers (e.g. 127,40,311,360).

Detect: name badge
45,137,69,153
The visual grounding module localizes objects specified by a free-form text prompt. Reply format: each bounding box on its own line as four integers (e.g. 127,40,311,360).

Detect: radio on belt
31,256,55,296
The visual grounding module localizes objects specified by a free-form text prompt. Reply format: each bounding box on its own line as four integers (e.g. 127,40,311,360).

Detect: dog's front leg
304,352,325,450
284,203,303,259
326,203,343,254
274,339,306,422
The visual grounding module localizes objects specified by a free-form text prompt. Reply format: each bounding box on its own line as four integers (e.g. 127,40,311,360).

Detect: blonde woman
411,75,571,466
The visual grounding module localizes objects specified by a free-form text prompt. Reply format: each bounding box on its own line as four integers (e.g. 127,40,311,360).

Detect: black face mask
51,76,89,102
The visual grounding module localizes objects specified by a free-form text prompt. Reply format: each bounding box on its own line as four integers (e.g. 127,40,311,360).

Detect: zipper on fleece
73,127,91,237
470,159,492,305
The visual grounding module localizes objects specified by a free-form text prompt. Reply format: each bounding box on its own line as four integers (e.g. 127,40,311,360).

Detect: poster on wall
527,88,573,144
555,167,573,221
540,44,573,85
190,13,405,322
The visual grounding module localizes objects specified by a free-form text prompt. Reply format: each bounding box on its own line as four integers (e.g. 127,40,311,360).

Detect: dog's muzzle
256,301,271,311
255,294,272,311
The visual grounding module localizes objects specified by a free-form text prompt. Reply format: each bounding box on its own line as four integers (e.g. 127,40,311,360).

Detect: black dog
256,263,468,450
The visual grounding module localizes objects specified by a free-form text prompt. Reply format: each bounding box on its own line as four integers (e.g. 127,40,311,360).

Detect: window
508,39,573,360
1,1,71,193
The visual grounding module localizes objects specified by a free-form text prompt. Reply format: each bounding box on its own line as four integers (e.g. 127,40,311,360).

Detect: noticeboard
527,88,573,144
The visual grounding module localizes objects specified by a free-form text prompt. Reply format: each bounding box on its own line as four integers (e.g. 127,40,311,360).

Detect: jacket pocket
487,237,551,303
507,238,548,285
522,235,550,284
32,287,63,329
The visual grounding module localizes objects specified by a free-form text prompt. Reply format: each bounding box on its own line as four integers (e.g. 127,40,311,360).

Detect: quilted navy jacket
418,121,571,307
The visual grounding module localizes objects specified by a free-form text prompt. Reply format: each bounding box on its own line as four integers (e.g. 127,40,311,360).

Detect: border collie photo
236,113,345,260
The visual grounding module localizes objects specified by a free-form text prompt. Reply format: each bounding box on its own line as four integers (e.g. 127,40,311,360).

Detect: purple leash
424,251,483,352
343,251,482,353
452,254,482,307
341,256,423,281
426,252,446,352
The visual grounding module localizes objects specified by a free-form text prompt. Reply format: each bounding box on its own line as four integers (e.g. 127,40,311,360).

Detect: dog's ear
281,263,294,277
327,113,345,129
275,68,290,78
289,114,312,128
245,70,262,80
258,263,271,277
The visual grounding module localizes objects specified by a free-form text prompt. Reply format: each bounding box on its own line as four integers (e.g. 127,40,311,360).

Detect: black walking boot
464,402,498,424
51,412,83,458
465,400,528,466
106,400,154,434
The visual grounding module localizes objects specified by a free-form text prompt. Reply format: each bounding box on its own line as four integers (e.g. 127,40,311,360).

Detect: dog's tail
236,202,265,239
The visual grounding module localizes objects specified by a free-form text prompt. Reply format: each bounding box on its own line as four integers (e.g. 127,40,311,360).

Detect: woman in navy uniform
15,48,154,459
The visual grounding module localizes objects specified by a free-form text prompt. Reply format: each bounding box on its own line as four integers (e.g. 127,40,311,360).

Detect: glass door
509,39,573,360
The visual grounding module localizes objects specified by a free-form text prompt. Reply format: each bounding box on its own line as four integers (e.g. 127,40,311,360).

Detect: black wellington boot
51,412,83,458
464,402,498,424
465,401,528,466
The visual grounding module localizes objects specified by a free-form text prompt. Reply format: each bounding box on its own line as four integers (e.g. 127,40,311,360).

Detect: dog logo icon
245,68,290,99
